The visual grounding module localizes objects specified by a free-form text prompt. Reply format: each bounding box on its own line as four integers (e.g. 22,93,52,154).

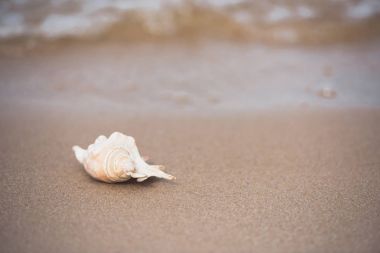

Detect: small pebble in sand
53,83,67,92
174,93,191,105
299,102,310,108
317,87,337,99
160,91,193,106
124,84,138,93
208,95,220,104
323,65,334,77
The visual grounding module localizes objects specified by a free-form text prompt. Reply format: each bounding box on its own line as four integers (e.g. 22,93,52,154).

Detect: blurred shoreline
1,0,380,46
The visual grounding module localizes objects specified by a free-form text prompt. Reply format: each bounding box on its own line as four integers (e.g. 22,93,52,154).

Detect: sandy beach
0,7,379,248
1,100,380,252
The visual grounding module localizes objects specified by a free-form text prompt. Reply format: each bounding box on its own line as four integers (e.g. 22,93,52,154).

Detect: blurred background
1,2,380,253
0,0,379,114
1,0,380,43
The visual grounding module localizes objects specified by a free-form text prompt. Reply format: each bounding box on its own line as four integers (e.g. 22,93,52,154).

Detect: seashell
72,132,175,183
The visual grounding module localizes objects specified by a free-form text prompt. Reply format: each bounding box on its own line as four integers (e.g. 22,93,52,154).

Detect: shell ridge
73,132,175,183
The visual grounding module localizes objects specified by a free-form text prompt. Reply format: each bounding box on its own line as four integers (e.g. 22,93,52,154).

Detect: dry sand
0,103,379,253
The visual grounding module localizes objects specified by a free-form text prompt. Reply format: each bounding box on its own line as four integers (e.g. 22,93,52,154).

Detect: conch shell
72,132,175,183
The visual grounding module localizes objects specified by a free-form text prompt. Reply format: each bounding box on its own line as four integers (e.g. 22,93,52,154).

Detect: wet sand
1,40,380,111
0,103,380,253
